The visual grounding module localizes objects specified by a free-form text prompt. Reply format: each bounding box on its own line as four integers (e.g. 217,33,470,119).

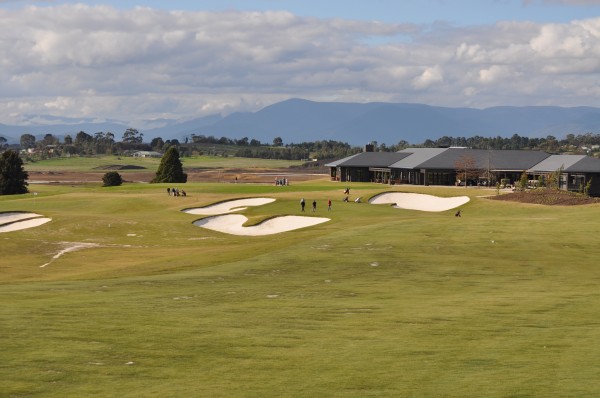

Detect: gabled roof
390,148,550,171
390,148,450,168
326,148,600,174
565,156,600,173
528,154,600,173
416,149,550,171
133,150,162,156
486,150,551,170
325,151,410,168
324,153,361,167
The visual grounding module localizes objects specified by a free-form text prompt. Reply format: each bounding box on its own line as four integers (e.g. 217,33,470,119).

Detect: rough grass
2,182,600,397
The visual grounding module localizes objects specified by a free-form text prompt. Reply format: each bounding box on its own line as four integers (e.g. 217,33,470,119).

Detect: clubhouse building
325,146,600,196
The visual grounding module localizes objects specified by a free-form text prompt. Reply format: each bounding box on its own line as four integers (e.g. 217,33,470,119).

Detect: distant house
325,146,600,196
132,151,162,158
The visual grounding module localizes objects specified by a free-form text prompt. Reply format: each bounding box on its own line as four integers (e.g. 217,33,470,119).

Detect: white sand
369,192,470,212
40,242,100,268
182,198,276,215
0,212,51,233
193,214,330,236
0,212,43,224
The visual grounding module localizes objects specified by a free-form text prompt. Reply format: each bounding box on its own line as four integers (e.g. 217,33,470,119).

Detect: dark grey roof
395,148,550,171
528,154,600,173
566,156,600,173
326,148,600,174
487,150,551,170
326,151,410,168
324,153,361,167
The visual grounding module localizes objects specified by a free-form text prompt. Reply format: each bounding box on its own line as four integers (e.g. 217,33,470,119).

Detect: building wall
586,173,600,196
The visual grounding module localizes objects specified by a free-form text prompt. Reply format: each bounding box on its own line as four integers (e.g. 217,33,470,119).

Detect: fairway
2,179,600,397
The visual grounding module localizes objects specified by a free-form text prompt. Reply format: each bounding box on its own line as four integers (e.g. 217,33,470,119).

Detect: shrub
102,171,123,187
585,178,593,196
518,171,528,191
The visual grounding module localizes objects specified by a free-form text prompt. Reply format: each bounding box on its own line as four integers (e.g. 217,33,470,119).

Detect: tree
584,177,593,196
273,137,283,147
423,139,435,148
20,133,36,149
102,171,123,187
236,137,249,146
546,166,564,190
42,134,58,146
152,147,187,183
454,154,480,187
518,170,529,191
75,131,93,146
122,128,143,144
0,150,29,195
150,137,164,151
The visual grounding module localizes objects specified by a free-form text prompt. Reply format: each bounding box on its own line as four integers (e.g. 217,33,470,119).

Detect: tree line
415,133,600,154
1,130,363,161
3,130,600,162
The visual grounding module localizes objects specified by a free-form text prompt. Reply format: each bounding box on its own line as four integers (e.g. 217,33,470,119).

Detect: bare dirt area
28,168,329,184
186,167,328,184
489,189,600,206
28,170,154,184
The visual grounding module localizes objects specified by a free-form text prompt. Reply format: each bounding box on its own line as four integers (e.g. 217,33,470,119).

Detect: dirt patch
28,168,328,184
488,189,600,205
93,165,147,170
189,168,328,184
28,171,154,183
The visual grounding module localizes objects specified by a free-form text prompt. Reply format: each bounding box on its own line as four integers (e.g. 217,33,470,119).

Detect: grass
2,179,600,397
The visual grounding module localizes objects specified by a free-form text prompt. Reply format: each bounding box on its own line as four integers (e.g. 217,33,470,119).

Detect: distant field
24,155,305,173
2,180,600,397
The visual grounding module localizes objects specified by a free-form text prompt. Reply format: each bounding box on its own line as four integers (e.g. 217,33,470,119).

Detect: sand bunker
193,214,330,236
369,192,469,212
182,198,276,215
185,197,329,235
0,212,51,233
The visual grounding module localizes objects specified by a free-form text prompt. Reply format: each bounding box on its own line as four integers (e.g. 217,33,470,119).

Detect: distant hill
4,99,600,146
0,120,130,145
153,99,600,145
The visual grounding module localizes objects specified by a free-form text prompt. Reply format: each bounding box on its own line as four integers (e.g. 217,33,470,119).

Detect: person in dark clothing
300,198,305,212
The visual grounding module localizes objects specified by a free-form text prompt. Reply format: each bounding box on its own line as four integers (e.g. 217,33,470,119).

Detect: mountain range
3,98,600,146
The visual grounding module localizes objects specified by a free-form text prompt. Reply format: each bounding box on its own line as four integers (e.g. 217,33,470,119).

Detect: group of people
342,187,360,203
275,178,289,186
300,198,334,212
167,187,186,197
300,187,361,212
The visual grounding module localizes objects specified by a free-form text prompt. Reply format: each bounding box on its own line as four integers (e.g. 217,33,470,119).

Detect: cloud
2,4,600,128
479,65,512,83
413,66,444,89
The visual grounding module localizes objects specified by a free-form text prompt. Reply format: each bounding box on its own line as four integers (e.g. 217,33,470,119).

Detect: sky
2,0,600,129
